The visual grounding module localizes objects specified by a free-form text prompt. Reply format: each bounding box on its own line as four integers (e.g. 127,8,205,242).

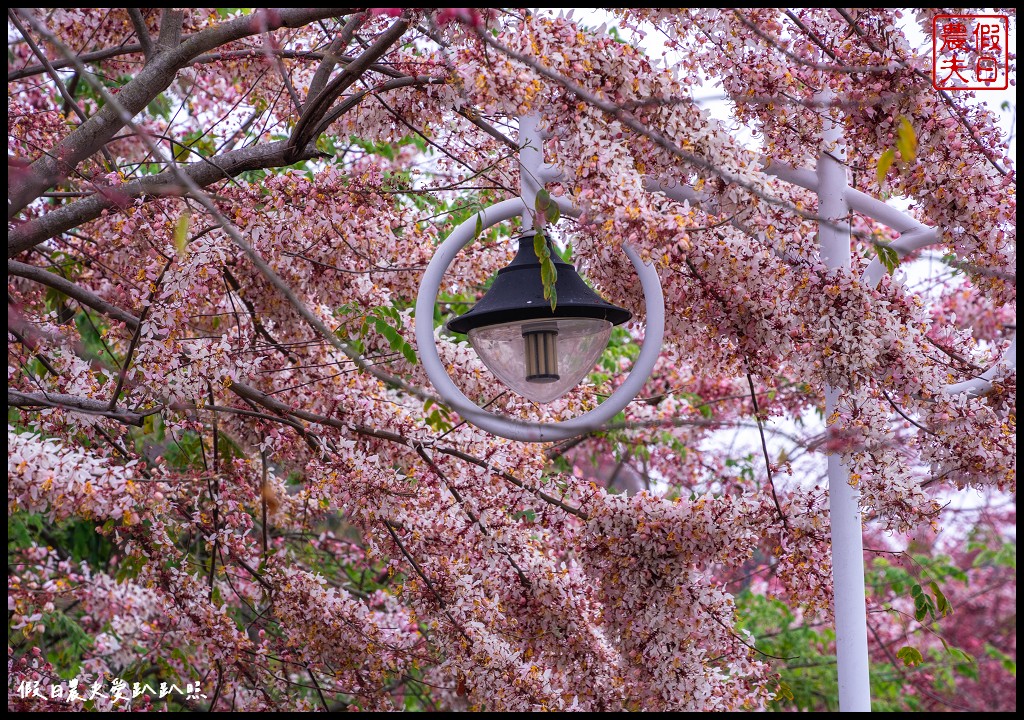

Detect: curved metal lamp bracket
414,195,665,442
764,159,1017,398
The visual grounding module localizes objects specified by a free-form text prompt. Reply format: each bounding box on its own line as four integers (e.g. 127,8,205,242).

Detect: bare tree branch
9,139,319,257
128,8,155,60
305,11,367,107
8,259,141,331
9,7,354,219
285,15,411,163
9,389,150,425
155,8,184,55
9,42,149,81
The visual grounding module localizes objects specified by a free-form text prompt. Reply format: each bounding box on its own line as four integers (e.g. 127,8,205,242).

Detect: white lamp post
652,89,1016,712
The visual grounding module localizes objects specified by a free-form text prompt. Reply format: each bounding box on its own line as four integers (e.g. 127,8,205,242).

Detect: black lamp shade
446,232,632,334
447,233,631,403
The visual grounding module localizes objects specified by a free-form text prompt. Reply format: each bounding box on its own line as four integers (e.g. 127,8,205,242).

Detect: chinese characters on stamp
933,15,1009,90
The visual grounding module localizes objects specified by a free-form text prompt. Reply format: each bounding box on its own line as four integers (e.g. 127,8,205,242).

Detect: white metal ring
414,196,665,442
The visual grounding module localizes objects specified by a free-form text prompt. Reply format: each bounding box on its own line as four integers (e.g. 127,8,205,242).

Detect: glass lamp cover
468,317,612,404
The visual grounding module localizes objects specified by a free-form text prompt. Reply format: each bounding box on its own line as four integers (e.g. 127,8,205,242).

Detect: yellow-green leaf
896,116,917,162
174,212,191,255
775,681,794,702
533,229,548,259
876,148,896,186
929,581,952,617
896,645,924,667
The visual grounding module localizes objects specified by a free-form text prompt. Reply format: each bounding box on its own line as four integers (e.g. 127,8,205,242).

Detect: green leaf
176,130,216,161
896,645,924,667
875,242,900,275
540,255,554,287
929,581,952,617
947,646,974,664
399,340,417,365
424,401,453,432
380,305,401,326
372,316,416,365
147,92,171,120
896,116,917,162
535,188,560,224
533,230,559,310
546,281,558,311
984,643,1016,675
374,317,401,347
913,588,931,618
876,148,896,186
541,259,557,308
546,201,560,224
533,229,549,259
535,187,551,214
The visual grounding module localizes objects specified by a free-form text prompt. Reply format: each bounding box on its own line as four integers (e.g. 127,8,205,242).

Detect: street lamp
446,230,632,404
414,116,664,443
415,104,1019,710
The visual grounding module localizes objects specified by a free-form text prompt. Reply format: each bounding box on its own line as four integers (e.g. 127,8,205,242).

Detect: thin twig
745,367,789,530
382,519,473,644
414,443,532,589
305,664,330,711
207,383,221,601
880,389,936,436
107,255,174,410
260,447,269,559
8,259,141,331
434,445,590,521
8,325,60,376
